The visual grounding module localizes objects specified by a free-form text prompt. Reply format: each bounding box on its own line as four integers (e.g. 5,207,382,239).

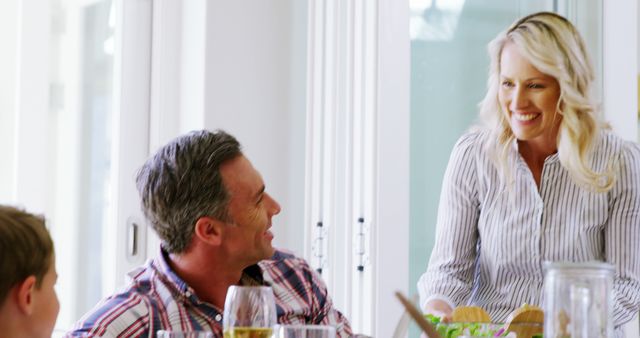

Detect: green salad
424,314,543,338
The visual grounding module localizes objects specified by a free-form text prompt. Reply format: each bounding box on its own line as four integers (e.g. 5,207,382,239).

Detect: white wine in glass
223,286,277,338
223,327,274,338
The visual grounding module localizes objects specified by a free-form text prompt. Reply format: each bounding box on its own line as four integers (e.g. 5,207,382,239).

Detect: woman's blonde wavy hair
478,11,614,192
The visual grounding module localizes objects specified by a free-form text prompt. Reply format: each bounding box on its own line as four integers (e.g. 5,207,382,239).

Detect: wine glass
156,331,214,338
223,286,277,338
274,325,336,338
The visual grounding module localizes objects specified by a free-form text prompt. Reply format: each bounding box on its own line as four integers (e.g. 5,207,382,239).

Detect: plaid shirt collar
151,246,268,305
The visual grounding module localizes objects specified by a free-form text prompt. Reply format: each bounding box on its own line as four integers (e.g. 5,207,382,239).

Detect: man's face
30,257,59,338
219,155,281,266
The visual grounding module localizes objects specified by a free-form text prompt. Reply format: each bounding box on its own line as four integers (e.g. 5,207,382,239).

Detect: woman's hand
423,299,453,323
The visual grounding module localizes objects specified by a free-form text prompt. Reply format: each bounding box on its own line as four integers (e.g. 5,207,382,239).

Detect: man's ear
193,216,224,246
14,276,36,315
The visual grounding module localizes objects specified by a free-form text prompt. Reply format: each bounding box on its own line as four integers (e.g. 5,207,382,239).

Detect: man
0,205,60,338
68,130,352,337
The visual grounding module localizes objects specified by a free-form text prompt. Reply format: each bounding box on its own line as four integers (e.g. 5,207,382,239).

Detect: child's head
0,205,59,338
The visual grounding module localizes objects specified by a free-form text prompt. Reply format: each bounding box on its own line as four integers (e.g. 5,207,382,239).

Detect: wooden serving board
451,306,491,323
504,305,544,338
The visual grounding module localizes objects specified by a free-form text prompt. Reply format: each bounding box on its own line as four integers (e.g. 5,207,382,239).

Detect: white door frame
104,0,153,293
305,0,409,336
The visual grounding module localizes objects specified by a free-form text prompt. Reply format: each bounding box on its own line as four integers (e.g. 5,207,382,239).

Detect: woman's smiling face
498,41,562,148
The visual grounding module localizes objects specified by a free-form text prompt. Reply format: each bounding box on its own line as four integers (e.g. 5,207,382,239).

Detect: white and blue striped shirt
418,129,640,334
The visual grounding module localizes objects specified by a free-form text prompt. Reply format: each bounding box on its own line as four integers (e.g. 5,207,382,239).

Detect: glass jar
543,261,614,338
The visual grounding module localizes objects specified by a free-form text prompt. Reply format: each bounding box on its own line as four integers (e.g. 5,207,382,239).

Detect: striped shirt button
215,314,222,322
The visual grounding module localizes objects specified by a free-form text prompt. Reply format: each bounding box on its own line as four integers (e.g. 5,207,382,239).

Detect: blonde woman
418,12,640,336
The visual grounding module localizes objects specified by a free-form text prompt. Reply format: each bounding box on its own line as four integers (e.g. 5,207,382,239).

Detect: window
0,0,152,332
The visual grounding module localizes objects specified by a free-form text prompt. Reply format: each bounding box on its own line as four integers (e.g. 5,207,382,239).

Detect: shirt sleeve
302,260,353,338
418,133,481,311
605,141,640,327
64,292,151,337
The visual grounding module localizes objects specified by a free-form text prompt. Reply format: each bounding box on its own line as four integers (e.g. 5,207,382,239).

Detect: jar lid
543,261,614,272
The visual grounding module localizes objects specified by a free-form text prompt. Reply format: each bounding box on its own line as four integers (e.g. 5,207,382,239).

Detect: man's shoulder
271,248,297,260
268,248,307,263
67,261,166,336
67,287,153,336
97,263,160,308
259,249,313,273
259,249,327,301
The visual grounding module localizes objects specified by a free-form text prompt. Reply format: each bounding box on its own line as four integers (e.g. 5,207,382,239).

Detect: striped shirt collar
510,137,560,166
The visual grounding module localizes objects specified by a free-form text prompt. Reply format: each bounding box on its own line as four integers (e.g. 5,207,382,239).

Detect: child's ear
15,276,36,315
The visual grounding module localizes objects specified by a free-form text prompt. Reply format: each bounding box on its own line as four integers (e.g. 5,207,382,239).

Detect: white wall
0,0,18,201
603,1,638,141
202,1,307,255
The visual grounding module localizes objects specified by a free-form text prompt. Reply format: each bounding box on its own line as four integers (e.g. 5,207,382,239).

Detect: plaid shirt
66,249,352,337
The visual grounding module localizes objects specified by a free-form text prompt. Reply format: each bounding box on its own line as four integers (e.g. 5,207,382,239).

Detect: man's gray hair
136,130,242,253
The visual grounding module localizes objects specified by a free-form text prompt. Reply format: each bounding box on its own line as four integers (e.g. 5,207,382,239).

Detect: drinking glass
223,286,277,338
156,331,214,338
543,262,614,338
51,330,92,338
274,325,336,338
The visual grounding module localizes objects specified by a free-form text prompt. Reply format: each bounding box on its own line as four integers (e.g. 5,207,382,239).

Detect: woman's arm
418,133,482,314
605,142,640,327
